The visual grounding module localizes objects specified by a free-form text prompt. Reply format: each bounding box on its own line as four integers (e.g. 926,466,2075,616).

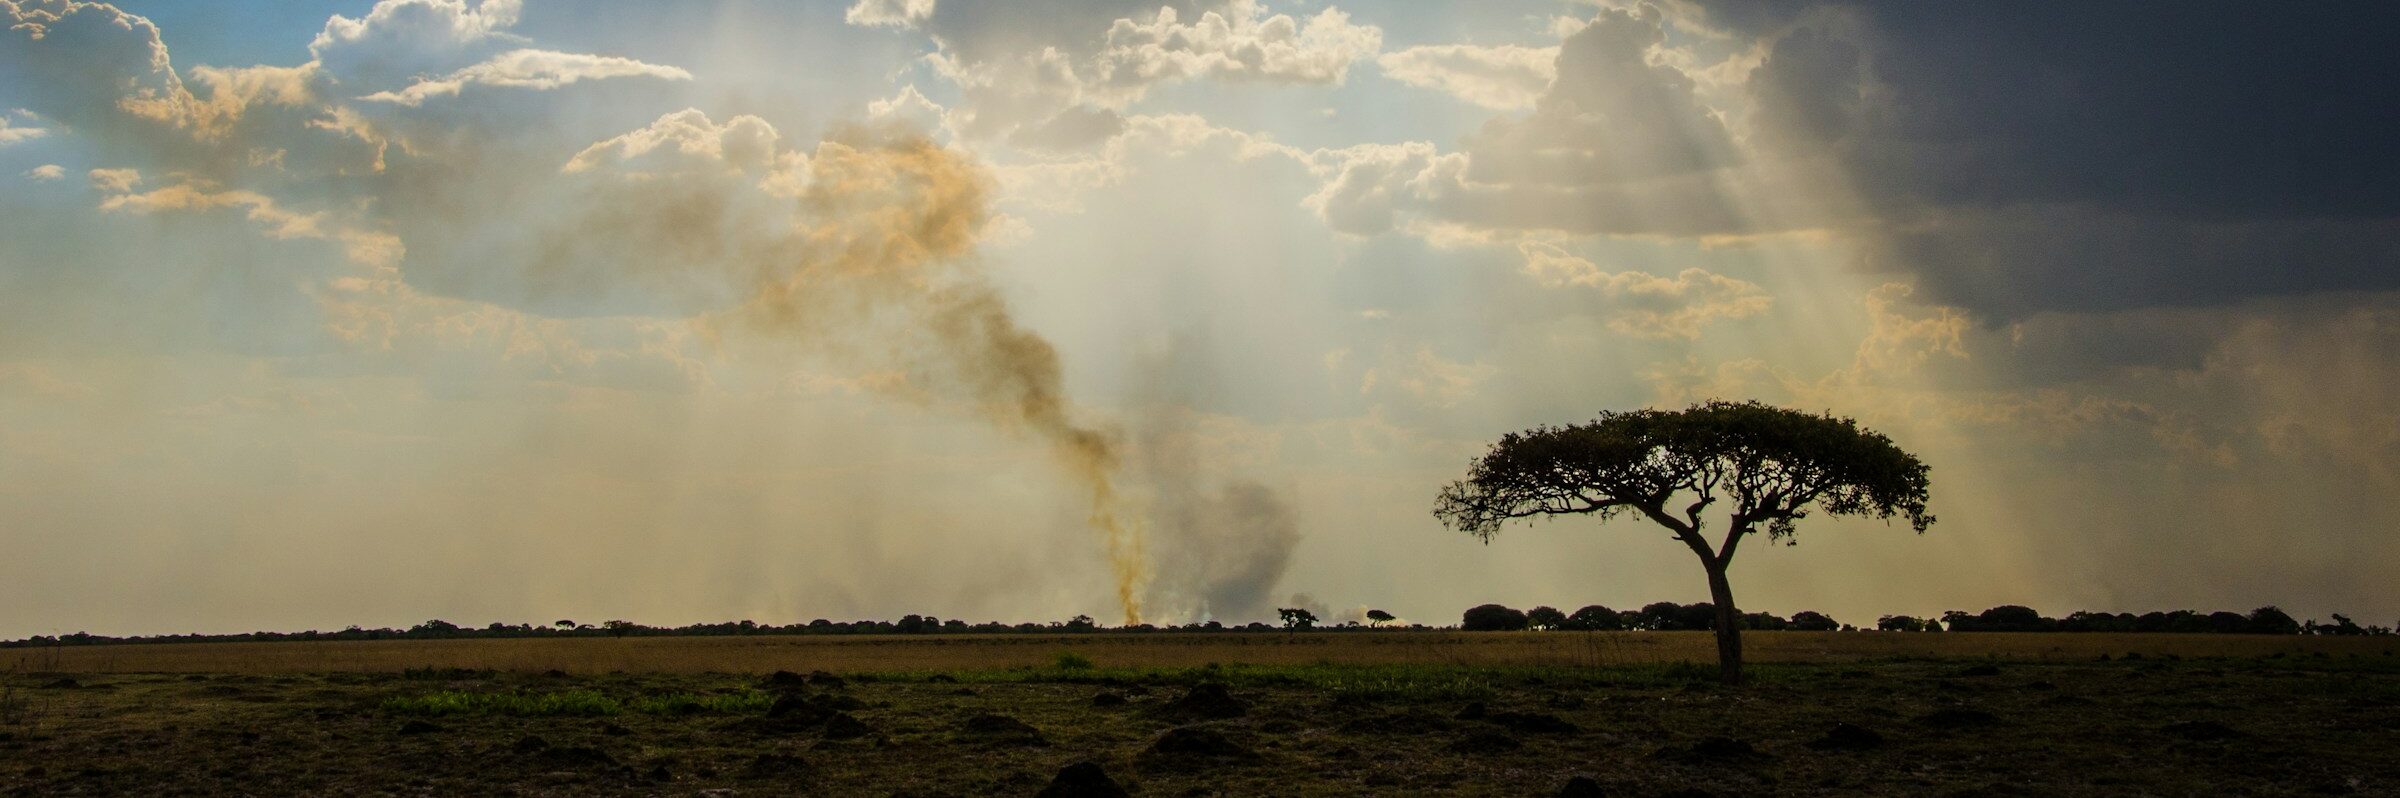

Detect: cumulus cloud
21,163,61,180
85,167,140,193
1301,8,1747,238
1376,44,1557,111
844,0,935,28
864,0,1379,150
358,49,692,107
1094,1,1381,88
310,0,528,91
0,108,47,144
1517,242,1770,338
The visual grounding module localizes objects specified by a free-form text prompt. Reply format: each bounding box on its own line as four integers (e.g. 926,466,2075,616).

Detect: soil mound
1034,761,1130,798
1139,726,1256,769
1557,775,1606,797
1153,682,1248,721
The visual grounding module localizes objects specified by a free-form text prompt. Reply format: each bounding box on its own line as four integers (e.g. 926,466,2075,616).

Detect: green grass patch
382,688,770,717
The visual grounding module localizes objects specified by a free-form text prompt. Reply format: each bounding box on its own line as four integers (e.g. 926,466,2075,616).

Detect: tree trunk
1705,563,1743,685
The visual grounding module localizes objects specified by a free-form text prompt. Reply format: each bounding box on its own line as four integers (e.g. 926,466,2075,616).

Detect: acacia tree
1434,400,1932,684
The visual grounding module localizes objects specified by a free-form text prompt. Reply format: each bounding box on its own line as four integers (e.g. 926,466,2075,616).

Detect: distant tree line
7,603,2390,648
1454,602,2390,636
1459,603,1844,632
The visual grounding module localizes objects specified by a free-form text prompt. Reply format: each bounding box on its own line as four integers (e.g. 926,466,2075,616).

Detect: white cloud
311,0,529,90
21,164,63,181
86,167,141,193
0,109,49,144
1375,44,1557,110
845,0,935,28
1096,1,1382,89
864,1,1380,150
359,49,692,107
1518,242,1771,338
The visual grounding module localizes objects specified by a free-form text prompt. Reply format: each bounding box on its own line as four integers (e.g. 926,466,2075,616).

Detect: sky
2,0,2396,638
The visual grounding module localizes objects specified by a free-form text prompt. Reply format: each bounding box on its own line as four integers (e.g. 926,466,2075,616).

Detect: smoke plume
723,128,1154,623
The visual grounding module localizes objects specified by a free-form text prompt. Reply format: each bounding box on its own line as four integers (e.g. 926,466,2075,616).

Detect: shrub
1461,604,1529,632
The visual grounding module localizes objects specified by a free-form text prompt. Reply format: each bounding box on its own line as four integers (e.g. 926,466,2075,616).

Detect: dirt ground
2,637,2396,796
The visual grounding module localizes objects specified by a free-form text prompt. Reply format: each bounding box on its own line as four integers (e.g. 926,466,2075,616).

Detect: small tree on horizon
1277,608,1319,631
1434,400,1932,684
1365,609,1395,627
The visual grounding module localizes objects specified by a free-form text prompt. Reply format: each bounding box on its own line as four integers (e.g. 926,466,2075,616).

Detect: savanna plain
4,632,2396,797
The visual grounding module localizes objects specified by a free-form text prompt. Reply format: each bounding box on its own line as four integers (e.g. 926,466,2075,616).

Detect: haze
3,0,2396,639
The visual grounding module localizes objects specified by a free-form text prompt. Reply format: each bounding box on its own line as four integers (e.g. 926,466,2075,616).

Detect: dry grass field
11,630,2396,675
4,632,2397,796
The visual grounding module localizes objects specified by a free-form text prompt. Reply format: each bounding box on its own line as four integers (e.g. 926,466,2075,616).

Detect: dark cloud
1743,2,2400,316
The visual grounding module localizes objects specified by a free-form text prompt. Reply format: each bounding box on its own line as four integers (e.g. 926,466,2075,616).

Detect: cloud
1095,1,1381,87
310,0,528,91
0,108,48,144
86,167,141,193
1376,44,1557,111
1517,242,1771,338
358,49,693,107
21,163,61,181
844,0,935,28
1739,2,2400,317
864,0,1379,150
1302,8,1747,238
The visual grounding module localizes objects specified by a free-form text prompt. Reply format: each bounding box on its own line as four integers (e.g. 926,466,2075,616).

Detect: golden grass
10,630,2393,675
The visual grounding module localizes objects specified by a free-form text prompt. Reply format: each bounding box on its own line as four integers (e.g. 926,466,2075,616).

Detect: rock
1091,691,1129,707
1556,775,1606,797
646,764,672,782
395,720,442,735
1449,730,1522,754
1805,722,1885,751
806,671,846,688
761,670,808,689
1154,683,1248,721
1141,726,1255,765
1034,761,1129,798
1916,708,2000,729
1487,711,1579,734
767,694,833,724
2163,720,2245,741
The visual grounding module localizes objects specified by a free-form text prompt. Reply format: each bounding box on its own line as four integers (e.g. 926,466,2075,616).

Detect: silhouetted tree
1277,608,1319,631
2247,606,2300,635
1565,605,1626,631
1742,612,1790,631
1527,606,1568,631
1435,401,1931,683
1461,604,1530,631
601,620,635,638
1064,614,1096,632
1790,611,1840,631
1366,609,1395,627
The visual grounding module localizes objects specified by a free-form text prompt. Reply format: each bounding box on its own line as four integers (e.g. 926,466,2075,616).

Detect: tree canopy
1435,400,1932,556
